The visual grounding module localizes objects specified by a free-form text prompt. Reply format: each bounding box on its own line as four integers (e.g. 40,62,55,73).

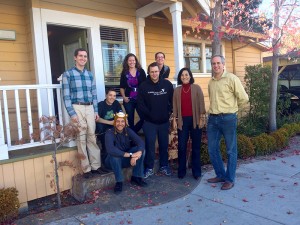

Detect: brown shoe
221,182,234,190
207,177,225,183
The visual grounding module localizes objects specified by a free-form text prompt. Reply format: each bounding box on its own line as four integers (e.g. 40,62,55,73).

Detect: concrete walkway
17,136,300,225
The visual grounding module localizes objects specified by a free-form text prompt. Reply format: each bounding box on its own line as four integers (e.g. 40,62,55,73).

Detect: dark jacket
137,77,173,124
105,127,145,157
159,65,170,79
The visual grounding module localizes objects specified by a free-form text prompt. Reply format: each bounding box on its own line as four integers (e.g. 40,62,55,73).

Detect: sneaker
159,166,171,176
144,168,154,179
114,182,123,194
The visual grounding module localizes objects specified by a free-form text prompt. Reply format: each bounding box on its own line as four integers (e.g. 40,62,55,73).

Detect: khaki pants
73,104,101,173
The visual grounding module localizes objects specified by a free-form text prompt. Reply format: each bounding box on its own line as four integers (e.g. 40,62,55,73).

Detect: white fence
0,84,68,160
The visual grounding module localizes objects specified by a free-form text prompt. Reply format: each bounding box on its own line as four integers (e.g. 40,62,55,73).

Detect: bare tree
39,116,81,208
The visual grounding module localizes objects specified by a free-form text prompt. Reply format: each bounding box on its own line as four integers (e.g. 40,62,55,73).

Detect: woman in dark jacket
120,53,146,133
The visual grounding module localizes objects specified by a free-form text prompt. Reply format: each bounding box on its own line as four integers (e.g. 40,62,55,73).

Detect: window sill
193,73,212,78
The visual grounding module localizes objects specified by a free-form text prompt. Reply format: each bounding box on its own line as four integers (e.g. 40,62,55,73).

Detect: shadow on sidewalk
16,165,203,225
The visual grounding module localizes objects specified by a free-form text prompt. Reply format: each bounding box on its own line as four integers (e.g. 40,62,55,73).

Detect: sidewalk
16,136,300,225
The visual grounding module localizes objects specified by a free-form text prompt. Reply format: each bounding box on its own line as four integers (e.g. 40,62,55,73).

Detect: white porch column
170,2,184,78
137,18,147,70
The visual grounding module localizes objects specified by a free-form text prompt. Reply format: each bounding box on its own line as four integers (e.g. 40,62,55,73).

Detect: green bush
0,187,20,223
237,134,255,159
252,133,276,155
270,130,289,149
201,143,210,165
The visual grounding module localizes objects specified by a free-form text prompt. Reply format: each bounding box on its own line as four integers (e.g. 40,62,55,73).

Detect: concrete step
71,160,160,202
71,168,132,202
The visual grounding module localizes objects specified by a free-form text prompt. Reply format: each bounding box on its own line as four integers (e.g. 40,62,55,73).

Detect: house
263,51,300,88
0,0,267,207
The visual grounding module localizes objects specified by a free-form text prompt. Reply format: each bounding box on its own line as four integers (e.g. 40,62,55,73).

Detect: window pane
101,42,127,83
206,46,212,73
183,43,201,72
100,26,129,90
189,57,200,71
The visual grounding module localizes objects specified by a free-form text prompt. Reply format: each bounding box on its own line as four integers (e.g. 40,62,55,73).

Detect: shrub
0,187,20,223
201,143,210,165
237,134,255,159
270,130,289,149
252,133,276,155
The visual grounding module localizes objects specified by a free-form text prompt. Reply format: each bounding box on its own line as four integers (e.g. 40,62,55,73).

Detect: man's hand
71,115,79,123
95,113,99,121
130,157,138,166
132,151,142,159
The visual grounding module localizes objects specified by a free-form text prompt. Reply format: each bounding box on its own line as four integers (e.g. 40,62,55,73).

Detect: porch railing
0,84,69,160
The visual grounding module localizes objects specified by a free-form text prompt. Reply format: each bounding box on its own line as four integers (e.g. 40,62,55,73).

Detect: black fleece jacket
137,77,173,124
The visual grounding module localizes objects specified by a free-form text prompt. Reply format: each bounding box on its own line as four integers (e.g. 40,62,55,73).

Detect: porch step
71,160,160,202
71,168,132,202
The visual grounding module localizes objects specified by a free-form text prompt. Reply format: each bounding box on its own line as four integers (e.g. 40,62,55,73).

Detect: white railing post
0,99,9,160
25,89,34,143
14,90,23,142
2,90,11,148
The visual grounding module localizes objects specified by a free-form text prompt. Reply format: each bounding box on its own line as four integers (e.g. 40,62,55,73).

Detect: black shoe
131,176,148,187
178,173,186,179
193,175,201,180
99,166,112,173
83,171,93,179
91,167,110,175
114,182,123,194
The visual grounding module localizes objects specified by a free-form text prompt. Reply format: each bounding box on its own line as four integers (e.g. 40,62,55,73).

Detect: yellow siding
145,18,176,77
13,161,27,203
33,0,137,23
24,159,38,201
33,157,47,198
0,0,33,86
0,165,4,188
0,149,80,204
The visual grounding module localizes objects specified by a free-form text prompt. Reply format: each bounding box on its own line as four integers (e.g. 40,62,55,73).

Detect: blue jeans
143,120,169,169
123,99,144,133
105,146,145,182
177,116,202,178
207,113,237,183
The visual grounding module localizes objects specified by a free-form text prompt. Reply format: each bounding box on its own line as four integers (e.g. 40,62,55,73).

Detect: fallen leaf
242,198,249,202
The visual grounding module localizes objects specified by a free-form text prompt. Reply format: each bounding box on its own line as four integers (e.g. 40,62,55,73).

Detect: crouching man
105,111,147,194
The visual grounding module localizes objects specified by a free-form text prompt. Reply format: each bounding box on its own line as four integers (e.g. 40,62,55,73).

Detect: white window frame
183,40,226,78
31,8,135,101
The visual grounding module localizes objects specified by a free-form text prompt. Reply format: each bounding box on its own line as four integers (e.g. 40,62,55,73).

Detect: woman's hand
199,115,206,128
123,96,130,103
172,118,177,130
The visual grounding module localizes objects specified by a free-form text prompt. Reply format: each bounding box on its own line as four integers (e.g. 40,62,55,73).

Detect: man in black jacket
105,111,147,194
137,62,174,178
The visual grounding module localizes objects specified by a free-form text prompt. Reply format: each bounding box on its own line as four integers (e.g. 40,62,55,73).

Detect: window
183,44,202,72
183,43,215,74
100,26,128,86
205,45,212,73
